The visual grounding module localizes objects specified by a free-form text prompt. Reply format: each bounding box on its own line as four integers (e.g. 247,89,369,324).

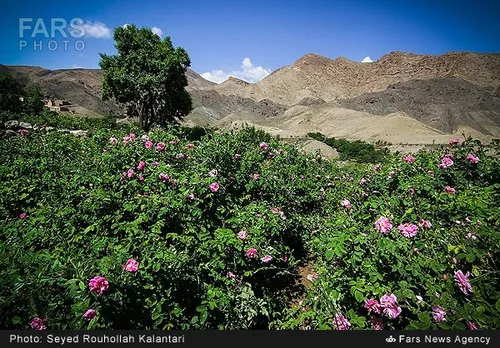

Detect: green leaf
11,316,21,325
354,290,364,302
418,312,430,323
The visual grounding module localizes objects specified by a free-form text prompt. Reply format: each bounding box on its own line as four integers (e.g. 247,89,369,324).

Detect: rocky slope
2,51,500,142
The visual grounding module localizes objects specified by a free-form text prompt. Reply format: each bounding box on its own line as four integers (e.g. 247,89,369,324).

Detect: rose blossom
341,199,351,209
261,255,273,263
187,193,195,200
237,231,247,240
432,305,446,323
468,322,478,330
419,219,432,229
405,155,415,163
466,154,480,164
333,313,351,330
156,142,166,151
259,142,269,150
439,156,454,169
449,138,460,145
30,317,47,330
444,186,456,194
123,258,139,272
253,173,260,180
246,248,258,258
454,270,473,295
145,141,153,149
364,299,382,314
159,173,169,181
227,271,235,279
398,223,419,238
109,137,118,144
88,276,109,295
186,143,195,149
233,153,241,160
127,169,135,178
82,309,96,320
208,169,218,177
19,212,26,219
380,294,402,319
375,216,393,233
141,134,149,142
137,161,146,171
209,182,220,192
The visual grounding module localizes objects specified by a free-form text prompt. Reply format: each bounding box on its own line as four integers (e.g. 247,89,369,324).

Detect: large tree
99,25,192,130
0,70,23,112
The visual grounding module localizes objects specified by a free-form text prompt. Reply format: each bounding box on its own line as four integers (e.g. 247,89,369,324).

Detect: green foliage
0,70,23,112
99,24,192,131
21,85,44,115
0,124,498,330
308,132,389,163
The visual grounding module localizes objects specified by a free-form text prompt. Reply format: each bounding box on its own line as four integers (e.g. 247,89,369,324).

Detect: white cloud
122,23,129,28
201,57,271,84
362,56,374,63
71,64,84,69
81,21,111,39
151,26,163,38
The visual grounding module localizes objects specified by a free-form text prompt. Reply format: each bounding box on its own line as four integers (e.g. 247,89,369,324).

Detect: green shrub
0,126,498,330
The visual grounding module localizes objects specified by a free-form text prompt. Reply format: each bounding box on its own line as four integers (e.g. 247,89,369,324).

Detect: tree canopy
99,24,192,130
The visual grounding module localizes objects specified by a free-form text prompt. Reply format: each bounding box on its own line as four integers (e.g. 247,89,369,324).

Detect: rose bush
0,121,498,330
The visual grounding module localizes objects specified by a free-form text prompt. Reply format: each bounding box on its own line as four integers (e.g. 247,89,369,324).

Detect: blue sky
1,0,499,83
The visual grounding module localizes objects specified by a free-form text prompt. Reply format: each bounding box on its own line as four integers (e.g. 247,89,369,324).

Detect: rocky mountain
2,50,500,143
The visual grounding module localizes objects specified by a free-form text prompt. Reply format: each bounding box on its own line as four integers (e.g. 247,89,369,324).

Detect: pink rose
246,248,258,258
88,276,109,295
261,255,273,263
404,155,415,163
364,299,382,314
156,142,166,151
375,216,393,233
237,231,247,240
333,313,351,330
123,258,139,272
466,154,480,164
439,156,454,169
209,182,219,192
454,270,473,295
341,199,351,209
30,317,47,330
109,137,118,145
137,161,146,171
432,305,446,323
398,223,419,238
82,309,96,320
145,141,153,149
444,186,456,194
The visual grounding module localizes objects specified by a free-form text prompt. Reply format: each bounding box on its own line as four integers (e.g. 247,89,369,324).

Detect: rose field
0,122,499,330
